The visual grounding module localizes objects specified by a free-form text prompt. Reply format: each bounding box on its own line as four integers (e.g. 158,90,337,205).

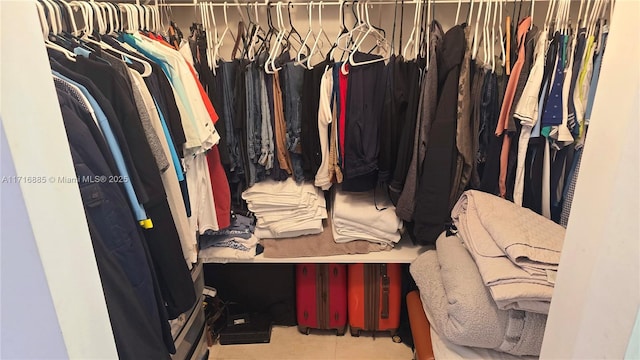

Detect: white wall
540,1,640,358
1,122,68,359
0,1,118,358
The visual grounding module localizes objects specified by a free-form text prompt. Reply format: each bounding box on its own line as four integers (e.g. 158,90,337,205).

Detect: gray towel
451,190,565,313
410,233,547,356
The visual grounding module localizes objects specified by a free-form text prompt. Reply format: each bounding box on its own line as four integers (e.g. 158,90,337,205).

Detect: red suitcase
296,264,348,336
348,263,402,340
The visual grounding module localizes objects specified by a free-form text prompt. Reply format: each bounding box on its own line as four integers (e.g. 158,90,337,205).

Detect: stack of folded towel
199,214,261,263
409,190,566,357
451,190,565,314
332,189,402,247
242,178,328,239
410,233,548,356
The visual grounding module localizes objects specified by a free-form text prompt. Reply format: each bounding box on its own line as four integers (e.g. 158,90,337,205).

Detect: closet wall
539,1,639,357
0,1,118,358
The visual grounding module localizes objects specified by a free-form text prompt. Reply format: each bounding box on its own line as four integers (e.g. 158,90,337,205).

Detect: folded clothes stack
199,214,262,263
242,178,328,239
332,189,402,247
451,190,565,315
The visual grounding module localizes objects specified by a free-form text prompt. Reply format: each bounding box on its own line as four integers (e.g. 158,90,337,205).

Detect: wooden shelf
199,236,428,264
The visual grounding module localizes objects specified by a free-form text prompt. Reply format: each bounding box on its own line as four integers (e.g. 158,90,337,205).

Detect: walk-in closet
1,0,638,359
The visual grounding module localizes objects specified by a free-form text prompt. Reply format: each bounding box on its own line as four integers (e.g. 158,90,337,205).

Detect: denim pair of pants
221,61,243,174
245,64,267,186
258,70,274,171
281,62,305,182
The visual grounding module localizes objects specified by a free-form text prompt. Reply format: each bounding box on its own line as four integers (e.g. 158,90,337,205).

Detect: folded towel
254,219,324,239
331,189,402,246
410,233,547,356
452,190,565,270
332,218,400,245
260,218,391,258
333,190,402,235
451,190,564,314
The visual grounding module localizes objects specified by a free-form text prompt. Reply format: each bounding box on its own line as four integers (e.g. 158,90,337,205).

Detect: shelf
199,236,429,264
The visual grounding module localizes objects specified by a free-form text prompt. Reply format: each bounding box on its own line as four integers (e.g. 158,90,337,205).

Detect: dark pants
342,53,387,191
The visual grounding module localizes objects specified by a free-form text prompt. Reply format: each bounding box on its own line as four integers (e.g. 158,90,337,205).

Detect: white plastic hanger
43,0,64,35
295,1,315,67
347,1,390,68
402,0,421,59
248,1,264,61
307,1,333,69
490,0,498,72
328,0,352,62
494,0,504,70
482,0,491,67
35,1,50,39
423,0,430,67
38,0,77,61
266,2,286,73
39,0,59,35
209,2,220,70
544,0,556,33
215,2,236,63
97,3,114,35
455,0,463,25
471,0,484,60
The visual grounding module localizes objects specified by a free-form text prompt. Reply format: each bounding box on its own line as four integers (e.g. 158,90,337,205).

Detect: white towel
331,189,402,245
451,190,564,314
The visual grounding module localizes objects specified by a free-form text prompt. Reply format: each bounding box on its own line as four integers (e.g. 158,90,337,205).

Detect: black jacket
413,25,466,246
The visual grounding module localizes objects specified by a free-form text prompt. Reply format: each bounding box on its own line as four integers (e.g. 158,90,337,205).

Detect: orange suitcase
407,290,435,360
347,263,402,340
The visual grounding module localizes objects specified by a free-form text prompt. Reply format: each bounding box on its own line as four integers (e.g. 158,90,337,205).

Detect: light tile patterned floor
208,325,414,360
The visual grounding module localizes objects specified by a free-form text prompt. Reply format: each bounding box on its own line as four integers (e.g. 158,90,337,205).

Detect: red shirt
339,64,349,167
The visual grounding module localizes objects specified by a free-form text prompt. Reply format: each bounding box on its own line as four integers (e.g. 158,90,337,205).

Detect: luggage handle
380,264,390,319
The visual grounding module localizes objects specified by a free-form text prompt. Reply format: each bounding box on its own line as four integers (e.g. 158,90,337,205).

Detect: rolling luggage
296,264,348,335
348,263,402,340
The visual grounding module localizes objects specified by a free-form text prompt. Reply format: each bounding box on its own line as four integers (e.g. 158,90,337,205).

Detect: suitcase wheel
336,327,346,336
298,326,310,335
392,335,402,343
350,328,360,337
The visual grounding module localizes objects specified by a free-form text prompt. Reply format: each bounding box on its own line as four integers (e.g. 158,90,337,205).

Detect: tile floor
208,325,414,360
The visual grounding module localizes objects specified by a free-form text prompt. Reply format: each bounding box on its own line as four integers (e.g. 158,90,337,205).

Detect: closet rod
154,0,529,7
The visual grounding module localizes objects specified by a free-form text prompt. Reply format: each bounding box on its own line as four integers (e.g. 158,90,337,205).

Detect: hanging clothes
496,17,532,198
450,25,474,207
413,25,466,246
395,21,444,222
342,52,388,192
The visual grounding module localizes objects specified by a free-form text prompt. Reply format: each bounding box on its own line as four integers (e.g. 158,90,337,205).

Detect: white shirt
513,30,547,206
315,65,334,190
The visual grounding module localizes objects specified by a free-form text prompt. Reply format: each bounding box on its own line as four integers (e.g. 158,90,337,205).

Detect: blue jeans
282,62,305,182
221,61,243,174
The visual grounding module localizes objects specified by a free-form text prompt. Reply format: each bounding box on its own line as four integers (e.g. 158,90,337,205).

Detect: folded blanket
260,218,391,258
410,233,547,356
451,190,565,314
